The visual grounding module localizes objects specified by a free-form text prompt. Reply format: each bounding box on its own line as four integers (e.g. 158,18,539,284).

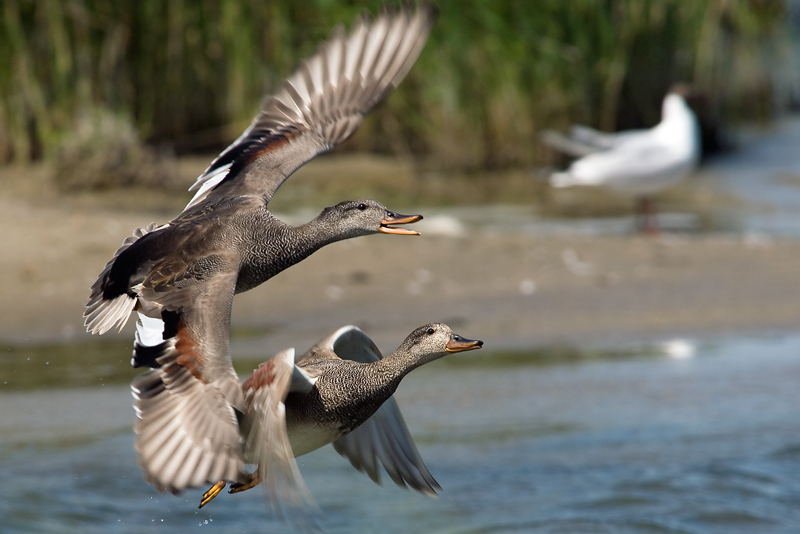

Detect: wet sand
3,160,800,355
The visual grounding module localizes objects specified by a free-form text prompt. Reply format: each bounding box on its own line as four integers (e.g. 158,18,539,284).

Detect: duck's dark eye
426,328,435,335
358,203,367,211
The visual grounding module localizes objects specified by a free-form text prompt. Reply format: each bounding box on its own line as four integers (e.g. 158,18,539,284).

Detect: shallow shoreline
3,169,800,355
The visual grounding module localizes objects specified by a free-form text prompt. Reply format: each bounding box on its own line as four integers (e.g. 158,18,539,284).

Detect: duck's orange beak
380,211,423,235
445,335,483,353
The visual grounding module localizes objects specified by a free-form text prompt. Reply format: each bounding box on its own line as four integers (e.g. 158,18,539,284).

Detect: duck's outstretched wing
185,3,436,210
323,326,441,496
241,349,321,526
297,324,382,365
333,396,441,496
130,270,245,494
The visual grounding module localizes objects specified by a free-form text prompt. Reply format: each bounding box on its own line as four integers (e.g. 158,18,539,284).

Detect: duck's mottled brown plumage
84,1,435,337
133,321,482,514
89,3,436,508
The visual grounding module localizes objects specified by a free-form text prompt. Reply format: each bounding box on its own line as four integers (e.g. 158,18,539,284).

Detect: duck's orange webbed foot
198,480,226,508
229,471,261,494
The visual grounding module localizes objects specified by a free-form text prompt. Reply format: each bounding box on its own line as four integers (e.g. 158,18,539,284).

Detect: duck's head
318,199,422,239
396,323,483,367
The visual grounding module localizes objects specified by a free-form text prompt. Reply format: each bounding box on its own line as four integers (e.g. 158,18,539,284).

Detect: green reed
0,0,794,173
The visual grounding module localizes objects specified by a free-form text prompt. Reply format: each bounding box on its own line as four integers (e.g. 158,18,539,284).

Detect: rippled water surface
2,335,799,533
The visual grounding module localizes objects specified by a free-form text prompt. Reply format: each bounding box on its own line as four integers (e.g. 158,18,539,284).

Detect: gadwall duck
544,86,700,233
84,2,435,335
129,320,482,513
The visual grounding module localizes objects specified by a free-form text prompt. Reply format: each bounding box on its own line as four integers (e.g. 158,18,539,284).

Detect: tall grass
0,0,796,173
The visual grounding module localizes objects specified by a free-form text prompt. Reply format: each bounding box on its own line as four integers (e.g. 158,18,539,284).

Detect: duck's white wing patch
182,3,435,211
332,396,441,496
185,163,232,210
135,311,165,347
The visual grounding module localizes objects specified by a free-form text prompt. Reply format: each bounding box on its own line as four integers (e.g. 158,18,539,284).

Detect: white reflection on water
1,335,800,533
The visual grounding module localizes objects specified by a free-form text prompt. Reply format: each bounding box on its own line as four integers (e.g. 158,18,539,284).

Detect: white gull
544,88,701,233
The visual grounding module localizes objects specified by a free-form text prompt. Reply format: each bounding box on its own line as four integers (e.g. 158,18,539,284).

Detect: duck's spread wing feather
297,325,382,366
130,271,245,494
332,397,441,496
184,3,435,210
323,325,441,495
241,349,320,523
131,321,244,493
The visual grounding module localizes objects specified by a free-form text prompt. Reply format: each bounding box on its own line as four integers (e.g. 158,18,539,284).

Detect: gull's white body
550,93,701,196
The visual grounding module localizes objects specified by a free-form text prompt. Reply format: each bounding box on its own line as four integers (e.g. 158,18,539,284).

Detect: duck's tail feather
84,292,137,335
83,223,163,335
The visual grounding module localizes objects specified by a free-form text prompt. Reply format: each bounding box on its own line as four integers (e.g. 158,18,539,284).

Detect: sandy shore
3,161,800,356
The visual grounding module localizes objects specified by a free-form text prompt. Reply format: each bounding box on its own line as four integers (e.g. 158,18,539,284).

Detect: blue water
703,117,800,237
2,335,799,533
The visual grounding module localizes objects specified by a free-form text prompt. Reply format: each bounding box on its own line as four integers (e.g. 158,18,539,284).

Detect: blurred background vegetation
1,0,798,191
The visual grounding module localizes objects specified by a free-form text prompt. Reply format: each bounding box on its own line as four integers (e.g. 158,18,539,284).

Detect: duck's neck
375,348,445,385
295,214,357,248
327,353,430,427
289,349,445,445
235,212,352,293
